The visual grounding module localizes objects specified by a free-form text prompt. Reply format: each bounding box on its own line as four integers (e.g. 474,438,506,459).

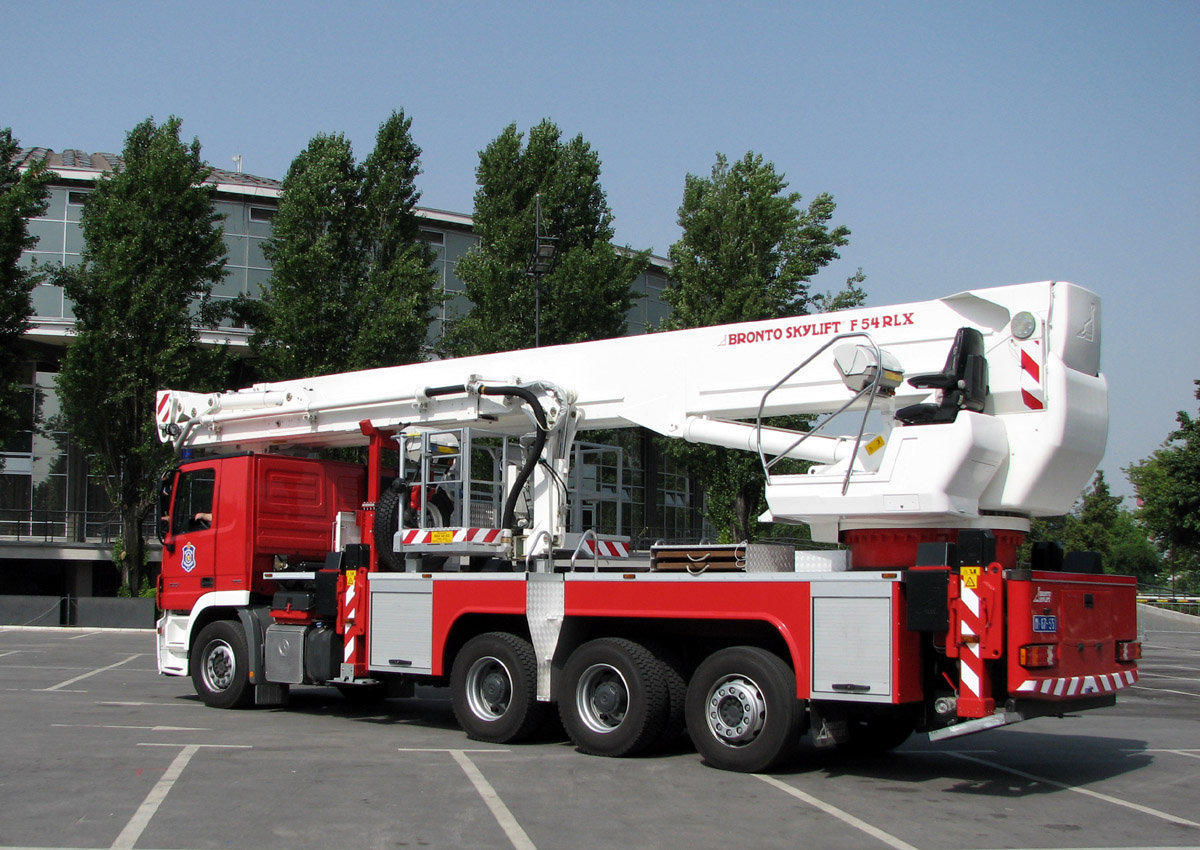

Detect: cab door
160,464,219,610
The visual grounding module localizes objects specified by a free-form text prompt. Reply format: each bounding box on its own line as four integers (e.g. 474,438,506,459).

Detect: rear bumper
929,694,1118,742
1011,668,1138,698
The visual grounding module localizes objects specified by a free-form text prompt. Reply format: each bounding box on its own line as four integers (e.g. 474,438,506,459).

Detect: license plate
1033,615,1058,633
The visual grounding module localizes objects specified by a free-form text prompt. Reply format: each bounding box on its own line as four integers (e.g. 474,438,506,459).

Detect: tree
55,117,227,593
1,128,51,464
662,151,862,541
354,111,438,369
447,120,647,355
1127,380,1200,590
1023,470,1160,581
249,111,437,379
662,151,851,331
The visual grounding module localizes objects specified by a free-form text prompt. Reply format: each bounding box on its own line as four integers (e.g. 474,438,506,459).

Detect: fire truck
153,280,1139,772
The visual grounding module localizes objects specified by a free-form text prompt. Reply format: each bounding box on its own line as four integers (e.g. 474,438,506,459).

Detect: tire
838,709,915,755
191,620,254,709
643,640,688,750
374,483,404,571
376,482,450,571
685,646,802,773
451,632,546,744
559,638,670,757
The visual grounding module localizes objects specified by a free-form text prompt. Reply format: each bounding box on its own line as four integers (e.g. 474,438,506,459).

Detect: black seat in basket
895,327,989,425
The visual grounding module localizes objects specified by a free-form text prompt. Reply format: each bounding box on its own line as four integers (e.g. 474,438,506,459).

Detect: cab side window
172,468,216,534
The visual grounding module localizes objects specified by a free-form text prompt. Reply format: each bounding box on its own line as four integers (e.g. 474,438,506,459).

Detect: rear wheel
451,632,546,743
559,637,670,757
191,620,254,709
643,640,688,750
685,646,801,773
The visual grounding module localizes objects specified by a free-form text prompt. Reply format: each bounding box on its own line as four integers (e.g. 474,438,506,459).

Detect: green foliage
250,110,437,379
1,129,51,461
447,120,647,355
1023,471,1160,581
661,151,860,541
662,151,853,330
54,116,228,593
1127,379,1200,587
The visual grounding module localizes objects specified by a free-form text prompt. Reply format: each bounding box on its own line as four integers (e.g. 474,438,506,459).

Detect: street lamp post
528,193,558,348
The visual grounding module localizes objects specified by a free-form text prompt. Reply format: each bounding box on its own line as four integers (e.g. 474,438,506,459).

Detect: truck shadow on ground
780,729,1155,797
238,688,1161,794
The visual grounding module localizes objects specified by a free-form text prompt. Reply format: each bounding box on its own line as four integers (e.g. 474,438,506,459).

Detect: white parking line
449,749,536,850
754,773,922,850
110,744,201,850
1122,747,1200,761
1131,684,1200,698
949,752,1200,829
39,654,141,692
52,723,208,732
398,747,534,849
110,743,252,850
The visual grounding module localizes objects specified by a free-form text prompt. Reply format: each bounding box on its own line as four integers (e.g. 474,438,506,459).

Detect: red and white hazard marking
1013,669,1138,697
958,584,986,705
581,538,630,558
402,528,501,545
1020,343,1045,410
343,578,357,664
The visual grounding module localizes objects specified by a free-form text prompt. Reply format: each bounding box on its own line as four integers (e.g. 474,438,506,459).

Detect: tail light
1019,644,1058,668
1116,640,1142,662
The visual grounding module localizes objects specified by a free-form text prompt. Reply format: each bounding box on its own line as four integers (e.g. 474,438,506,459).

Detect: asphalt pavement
0,605,1197,850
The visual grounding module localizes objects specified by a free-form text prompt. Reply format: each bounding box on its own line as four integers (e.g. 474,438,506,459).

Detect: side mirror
157,469,177,553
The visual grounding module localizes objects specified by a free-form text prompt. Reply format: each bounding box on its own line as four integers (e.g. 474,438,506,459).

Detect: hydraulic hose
417,383,550,531
477,385,548,530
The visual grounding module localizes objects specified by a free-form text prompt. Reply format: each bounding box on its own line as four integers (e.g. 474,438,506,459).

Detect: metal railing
0,508,153,545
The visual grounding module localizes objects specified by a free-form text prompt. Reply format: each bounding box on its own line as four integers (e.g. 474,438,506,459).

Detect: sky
3,0,1197,502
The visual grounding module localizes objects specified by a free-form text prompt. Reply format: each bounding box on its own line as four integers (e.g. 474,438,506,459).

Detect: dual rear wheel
450,633,804,770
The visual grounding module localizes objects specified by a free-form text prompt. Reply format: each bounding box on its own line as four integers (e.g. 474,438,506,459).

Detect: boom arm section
156,281,1106,537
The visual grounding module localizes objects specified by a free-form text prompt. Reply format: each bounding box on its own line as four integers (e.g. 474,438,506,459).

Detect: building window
249,207,276,222
419,229,445,245
67,191,89,205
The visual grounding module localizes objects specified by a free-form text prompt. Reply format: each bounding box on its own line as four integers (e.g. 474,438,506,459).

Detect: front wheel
685,646,802,773
451,632,546,744
191,620,254,709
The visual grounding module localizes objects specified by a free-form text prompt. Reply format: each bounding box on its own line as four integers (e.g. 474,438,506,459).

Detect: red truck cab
158,454,364,613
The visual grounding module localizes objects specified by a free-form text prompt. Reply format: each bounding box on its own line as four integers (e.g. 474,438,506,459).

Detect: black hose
415,383,551,531
477,385,549,530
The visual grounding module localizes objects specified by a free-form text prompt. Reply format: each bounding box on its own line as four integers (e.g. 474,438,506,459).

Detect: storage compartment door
368,581,433,675
811,588,893,701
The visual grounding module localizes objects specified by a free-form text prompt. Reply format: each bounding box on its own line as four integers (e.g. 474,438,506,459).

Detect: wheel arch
440,612,531,680
555,615,797,679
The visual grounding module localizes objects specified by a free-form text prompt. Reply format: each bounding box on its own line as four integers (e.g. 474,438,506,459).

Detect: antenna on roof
232,154,243,173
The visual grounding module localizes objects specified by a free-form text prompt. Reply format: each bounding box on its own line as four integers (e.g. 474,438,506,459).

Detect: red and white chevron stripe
958,583,986,708
582,538,630,558
1020,343,1045,410
343,577,357,664
1014,669,1138,697
402,527,501,545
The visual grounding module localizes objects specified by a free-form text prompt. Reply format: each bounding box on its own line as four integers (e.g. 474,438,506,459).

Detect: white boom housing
156,281,1106,544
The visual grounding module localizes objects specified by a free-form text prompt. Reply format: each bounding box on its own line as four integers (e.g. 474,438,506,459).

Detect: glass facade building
3,149,699,597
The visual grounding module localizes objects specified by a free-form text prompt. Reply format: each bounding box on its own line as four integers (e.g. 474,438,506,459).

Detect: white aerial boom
156,280,1105,545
